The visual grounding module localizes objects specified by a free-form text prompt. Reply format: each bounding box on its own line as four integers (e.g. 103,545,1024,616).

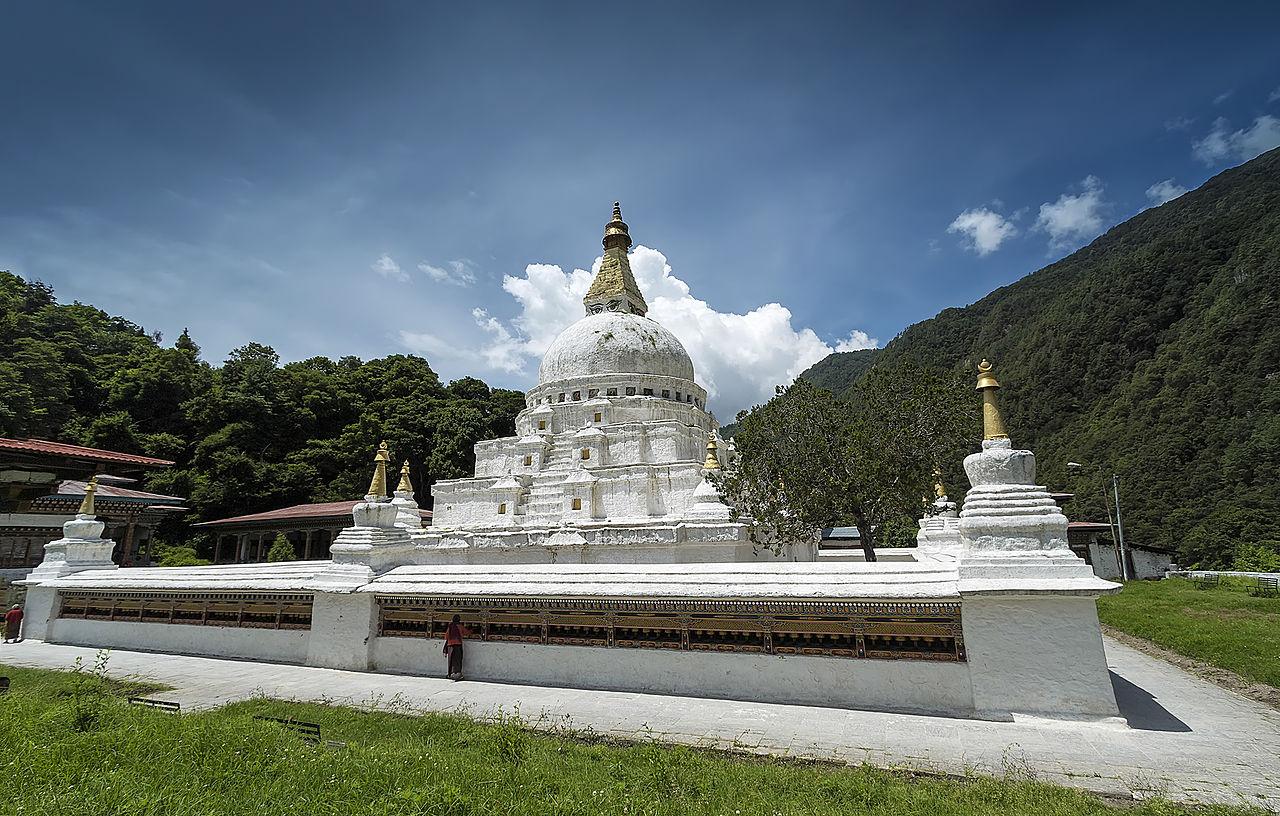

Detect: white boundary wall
372,637,975,715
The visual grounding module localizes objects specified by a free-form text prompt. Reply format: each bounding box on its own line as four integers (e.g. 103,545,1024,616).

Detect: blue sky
3,2,1279,418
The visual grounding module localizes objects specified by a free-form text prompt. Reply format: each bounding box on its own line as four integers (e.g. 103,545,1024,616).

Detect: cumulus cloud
419,259,478,287
1034,176,1109,251
833,330,878,354
371,253,408,282
1145,179,1188,206
1192,115,1280,166
946,207,1018,256
451,246,877,418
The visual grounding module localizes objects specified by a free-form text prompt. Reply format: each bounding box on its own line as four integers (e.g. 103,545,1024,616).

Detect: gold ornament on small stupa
975,359,1009,441
397,460,414,494
367,441,390,499
78,475,99,516
703,433,721,470
933,467,947,499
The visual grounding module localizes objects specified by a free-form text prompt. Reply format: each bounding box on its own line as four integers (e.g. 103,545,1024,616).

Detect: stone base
410,520,813,564
962,594,1121,721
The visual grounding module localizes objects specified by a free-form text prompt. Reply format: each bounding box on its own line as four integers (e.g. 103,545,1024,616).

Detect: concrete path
2,637,1278,811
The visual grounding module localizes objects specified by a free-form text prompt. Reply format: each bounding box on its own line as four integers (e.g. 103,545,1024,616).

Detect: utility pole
1113,475,1128,581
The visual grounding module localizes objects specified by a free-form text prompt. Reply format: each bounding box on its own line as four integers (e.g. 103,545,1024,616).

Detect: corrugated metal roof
0,437,173,467
194,500,432,528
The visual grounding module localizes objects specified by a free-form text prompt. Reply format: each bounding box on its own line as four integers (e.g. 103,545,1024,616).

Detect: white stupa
418,203,809,563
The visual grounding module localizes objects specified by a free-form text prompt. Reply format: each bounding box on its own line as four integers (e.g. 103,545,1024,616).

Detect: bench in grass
1250,576,1279,598
1193,573,1221,590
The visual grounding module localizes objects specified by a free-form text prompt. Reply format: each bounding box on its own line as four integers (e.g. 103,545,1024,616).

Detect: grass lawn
1097,577,1280,688
0,661,1266,816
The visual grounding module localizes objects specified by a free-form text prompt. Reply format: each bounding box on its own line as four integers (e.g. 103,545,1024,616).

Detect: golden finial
396,460,414,494
77,475,98,516
975,359,1009,441
612,201,622,221
367,441,390,498
703,433,721,470
933,467,947,499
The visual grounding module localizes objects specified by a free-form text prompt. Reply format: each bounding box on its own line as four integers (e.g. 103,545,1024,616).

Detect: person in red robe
4,604,22,643
443,614,466,680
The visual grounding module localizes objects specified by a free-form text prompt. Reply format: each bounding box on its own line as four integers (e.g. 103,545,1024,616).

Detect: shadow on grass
1110,672,1190,732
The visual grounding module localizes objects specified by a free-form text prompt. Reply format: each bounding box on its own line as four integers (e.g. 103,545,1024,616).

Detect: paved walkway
3,638,1278,810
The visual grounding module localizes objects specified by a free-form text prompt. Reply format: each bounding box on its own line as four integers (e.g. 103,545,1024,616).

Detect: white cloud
419,259,478,287
946,207,1018,256
470,308,525,373
1270,86,1280,104
834,330,878,353
1145,179,1188,206
445,246,877,418
1192,115,1280,166
371,253,408,282
1213,89,1235,106
1034,176,1108,251
1164,116,1194,132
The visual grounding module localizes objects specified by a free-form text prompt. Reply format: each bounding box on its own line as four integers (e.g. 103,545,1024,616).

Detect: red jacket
444,622,464,646
4,608,21,626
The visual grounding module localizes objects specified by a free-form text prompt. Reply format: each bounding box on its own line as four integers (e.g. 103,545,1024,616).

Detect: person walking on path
4,604,22,643
444,614,466,680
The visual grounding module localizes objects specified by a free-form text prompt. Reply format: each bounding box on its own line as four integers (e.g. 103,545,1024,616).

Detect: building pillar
121,520,137,567
235,533,248,564
304,529,315,560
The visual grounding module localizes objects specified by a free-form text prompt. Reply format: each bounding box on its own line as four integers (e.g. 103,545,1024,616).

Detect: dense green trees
800,147,1280,568
720,364,972,559
0,271,525,556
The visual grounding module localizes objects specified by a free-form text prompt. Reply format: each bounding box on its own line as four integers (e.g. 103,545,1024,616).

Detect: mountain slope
800,147,1280,567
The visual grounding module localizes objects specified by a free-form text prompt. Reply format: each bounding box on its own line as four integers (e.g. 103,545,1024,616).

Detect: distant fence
1168,570,1280,580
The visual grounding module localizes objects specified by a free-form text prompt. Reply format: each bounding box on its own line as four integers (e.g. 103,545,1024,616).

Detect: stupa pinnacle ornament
975,359,1009,441
367,442,391,500
703,434,721,471
396,460,414,494
582,202,648,317
78,475,99,516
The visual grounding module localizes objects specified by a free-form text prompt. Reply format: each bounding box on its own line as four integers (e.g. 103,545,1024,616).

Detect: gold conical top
975,358,1000,390
583,201,648,316
367,441,390,499
975,359,1009,440
396,460,414,494
703,433,721,470
78,476,98,516
933,467,947,499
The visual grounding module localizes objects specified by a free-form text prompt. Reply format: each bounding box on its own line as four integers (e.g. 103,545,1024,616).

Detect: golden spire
703,433,721,470
975,359,1009,441
396,460,414,494
583,201,648,317
77,475,99,516
933,467,947,499
367,441,390,499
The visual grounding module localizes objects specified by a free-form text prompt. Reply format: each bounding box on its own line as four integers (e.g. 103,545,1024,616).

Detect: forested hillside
800,147,1280,568
0,272,525,542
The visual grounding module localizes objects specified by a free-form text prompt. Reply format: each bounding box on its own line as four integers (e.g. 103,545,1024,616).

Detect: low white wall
49,618,310,664
372,637,975,716
962,595,1119,721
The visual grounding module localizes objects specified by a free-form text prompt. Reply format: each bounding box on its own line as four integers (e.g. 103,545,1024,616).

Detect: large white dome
538,311,695,384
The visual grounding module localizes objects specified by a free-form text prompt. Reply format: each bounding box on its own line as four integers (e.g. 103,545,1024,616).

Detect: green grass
1097,577,1280,688
0,661,1264,816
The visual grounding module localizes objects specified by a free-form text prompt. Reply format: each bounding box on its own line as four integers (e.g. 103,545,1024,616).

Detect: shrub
266,533,295,563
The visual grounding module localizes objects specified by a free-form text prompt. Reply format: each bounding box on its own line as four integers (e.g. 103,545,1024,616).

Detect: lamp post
1067,461,1127,580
